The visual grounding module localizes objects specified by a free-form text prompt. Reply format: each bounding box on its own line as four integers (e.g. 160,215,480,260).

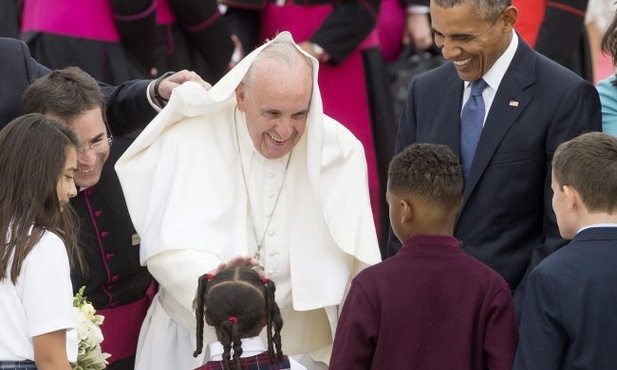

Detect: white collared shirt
462,32,519,126
208,336,307,369
577,223,617,234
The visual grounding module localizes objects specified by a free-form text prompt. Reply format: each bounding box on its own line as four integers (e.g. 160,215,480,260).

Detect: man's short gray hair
242,40,313,88
432,0,511,21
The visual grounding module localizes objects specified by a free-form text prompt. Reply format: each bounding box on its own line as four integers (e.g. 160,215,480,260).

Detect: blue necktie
460,78,488,184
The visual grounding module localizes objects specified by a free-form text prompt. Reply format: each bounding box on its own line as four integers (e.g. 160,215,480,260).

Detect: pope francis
115,32,381,370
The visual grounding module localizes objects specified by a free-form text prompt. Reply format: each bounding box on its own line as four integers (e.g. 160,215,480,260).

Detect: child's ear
205,312,213,326
563,185,582,210
400,198,414,224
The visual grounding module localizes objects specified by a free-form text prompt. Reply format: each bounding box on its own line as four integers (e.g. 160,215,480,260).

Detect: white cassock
115,32,381,370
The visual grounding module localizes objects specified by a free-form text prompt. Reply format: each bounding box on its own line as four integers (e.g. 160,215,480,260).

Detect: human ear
400,199,414,224
563,185,582,211
236,83,247,112
501,6,518,30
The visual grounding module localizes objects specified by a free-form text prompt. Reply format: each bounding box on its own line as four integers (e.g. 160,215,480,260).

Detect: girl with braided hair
192,266,306,370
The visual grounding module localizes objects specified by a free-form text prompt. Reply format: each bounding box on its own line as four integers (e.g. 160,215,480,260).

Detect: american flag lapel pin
509,100,519,107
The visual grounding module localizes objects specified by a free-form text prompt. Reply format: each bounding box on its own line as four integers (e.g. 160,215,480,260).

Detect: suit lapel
438,70,465,153
463,41,536,201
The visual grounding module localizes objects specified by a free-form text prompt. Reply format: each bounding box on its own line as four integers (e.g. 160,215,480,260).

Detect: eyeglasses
76,136,113,154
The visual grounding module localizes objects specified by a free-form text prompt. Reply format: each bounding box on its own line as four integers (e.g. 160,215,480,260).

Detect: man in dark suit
387,0,601,298
0,37,206,132
514,132,617,369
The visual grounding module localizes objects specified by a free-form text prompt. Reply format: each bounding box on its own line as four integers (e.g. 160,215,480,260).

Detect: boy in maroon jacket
330,143,518,369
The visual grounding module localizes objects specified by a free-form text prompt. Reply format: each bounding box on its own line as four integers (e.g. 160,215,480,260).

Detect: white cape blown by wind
115,31,381,312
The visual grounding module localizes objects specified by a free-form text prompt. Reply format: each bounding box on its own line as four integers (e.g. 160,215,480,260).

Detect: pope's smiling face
236,55,312,159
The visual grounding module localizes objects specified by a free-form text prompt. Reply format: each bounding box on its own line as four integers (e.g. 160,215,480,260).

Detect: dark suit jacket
0,37,156,134
388,37,602,290
513,227,617,370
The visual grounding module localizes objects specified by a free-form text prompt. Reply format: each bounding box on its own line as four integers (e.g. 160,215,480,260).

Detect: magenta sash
156,0,176,25
376,0,406,63
260,4,381,232
97,281,156,363
22,0,120,41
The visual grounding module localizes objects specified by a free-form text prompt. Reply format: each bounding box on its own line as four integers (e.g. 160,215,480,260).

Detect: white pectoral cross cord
234,106,291,272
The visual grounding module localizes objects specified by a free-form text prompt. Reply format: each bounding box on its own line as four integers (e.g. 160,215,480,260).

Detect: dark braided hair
193,266,285,370
264,278,283,361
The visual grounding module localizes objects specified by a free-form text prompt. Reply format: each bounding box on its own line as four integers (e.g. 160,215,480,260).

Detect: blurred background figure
113,0,235,83
596,6,617,135
512,0,544,48
19,0,235,85
164,0,235,82
586,0,616,82
0,0,19,38
514,0,592,81
21,0,147,84
376,0,432,63
377,0,446,128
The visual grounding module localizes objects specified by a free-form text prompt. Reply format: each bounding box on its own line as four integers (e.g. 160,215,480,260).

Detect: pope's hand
211,255,259,275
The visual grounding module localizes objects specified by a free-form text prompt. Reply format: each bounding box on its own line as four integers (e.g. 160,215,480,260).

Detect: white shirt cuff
406,5,429,14
146,80,162,112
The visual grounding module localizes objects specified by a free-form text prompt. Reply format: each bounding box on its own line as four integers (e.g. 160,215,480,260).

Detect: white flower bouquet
71,286,111,370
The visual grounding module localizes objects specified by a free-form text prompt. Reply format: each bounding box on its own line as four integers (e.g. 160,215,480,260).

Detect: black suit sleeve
0,37,49,128
0,37,156,135
386,75,420,257
513,267,566,370
100,79,157,137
